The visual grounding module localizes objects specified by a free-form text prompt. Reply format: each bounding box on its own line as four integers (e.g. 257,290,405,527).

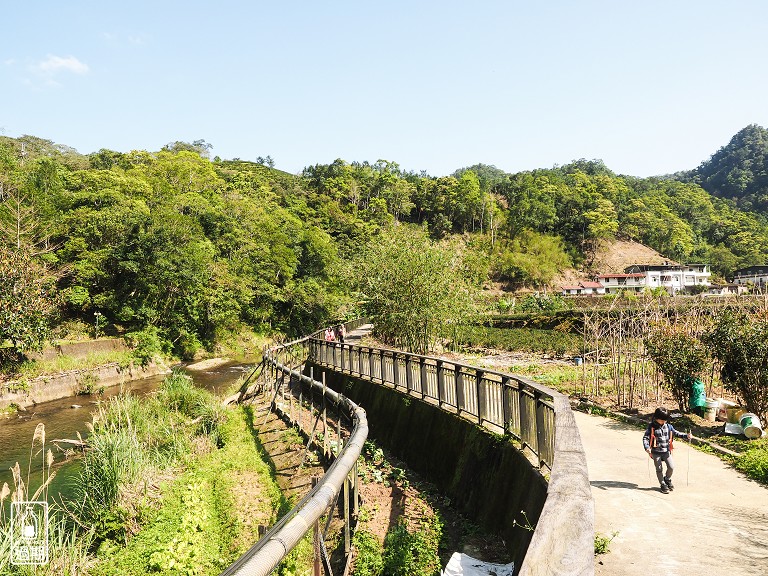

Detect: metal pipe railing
221,332,368,576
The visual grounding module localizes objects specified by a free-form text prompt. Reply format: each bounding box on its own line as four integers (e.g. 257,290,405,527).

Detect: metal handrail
224,319,592,575
220,332,368,576
310,338,556,469
309,330,594,576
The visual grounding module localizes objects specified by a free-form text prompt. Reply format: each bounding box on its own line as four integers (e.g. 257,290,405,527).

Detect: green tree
0,247,58,356
452,170,483,232
583,198,619,241
0,147,63,254
622,197,695,261
453,163,508,193
689,124,768,211
498,172,558,238
355,225,474,353
704,310,768,419
161,139,213,159
492,230,572,288
644,325,708,413
706,245,739,280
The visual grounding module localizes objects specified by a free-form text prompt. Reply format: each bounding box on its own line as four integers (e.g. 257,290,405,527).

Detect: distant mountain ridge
4,126,768,300
679,124,768,213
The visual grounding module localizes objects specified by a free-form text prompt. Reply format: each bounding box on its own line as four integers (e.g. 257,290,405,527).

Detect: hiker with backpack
643,407,692,494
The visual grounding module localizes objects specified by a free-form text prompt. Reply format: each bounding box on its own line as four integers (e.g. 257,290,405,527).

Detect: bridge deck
576,410,768,575
341,323,373,344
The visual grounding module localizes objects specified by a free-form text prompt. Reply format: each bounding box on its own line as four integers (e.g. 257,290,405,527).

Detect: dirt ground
442,348,573,371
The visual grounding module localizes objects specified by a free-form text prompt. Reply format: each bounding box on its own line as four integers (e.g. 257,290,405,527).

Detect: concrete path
343,323,373,345
575,411,768,575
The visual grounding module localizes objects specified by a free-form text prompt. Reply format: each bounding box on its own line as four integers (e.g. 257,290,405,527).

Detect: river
0,361,255,502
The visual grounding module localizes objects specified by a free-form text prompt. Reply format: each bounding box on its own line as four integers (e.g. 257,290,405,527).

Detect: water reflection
0,361,255,501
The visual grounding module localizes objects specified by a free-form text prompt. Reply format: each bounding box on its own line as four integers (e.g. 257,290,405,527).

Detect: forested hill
678,124,768,212
2,129,768,359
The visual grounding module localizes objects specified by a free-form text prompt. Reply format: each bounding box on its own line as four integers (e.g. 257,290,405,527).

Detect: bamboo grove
576,296,768,419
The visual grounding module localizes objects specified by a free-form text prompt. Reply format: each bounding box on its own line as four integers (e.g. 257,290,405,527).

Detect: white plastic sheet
441,552,515,576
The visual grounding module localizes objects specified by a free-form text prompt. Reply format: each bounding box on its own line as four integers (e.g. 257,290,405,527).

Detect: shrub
704,310,768,419
124,326,166,366
351,530,384,576
157,371,225,445
382,517,442,576
68,425,143,544
76,372,99,395
193,400,227,447
175,328,202,361
519,293,572,313
157,371,206,416
594,531,618,555
67,371,225,549
355,225,475,354
91,407,282,576
644,325,708,413
0,246,58,355
453,325,581,356
0,347,25,375
735,442,768,484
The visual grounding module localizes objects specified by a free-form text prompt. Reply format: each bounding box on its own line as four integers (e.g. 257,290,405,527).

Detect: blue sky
2,1,767,177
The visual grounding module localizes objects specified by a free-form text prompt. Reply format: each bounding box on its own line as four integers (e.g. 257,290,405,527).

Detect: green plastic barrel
689,378,706,410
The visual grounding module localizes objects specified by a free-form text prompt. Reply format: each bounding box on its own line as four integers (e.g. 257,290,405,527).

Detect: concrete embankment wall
26,338,131,362
307,361,548,567
0,361,172,410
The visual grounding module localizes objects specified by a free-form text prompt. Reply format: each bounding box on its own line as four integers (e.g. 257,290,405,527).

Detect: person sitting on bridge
643,407,692,494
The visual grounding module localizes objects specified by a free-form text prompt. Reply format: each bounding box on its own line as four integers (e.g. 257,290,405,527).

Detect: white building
705,283,748,296
594,263,711,295
731,265,768,290
596,273,646,294
622,263,711,294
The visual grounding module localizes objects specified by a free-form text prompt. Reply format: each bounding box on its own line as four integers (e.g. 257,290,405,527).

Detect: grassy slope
92,406,283,576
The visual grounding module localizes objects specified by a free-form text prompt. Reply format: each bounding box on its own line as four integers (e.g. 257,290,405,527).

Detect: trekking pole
687,429,691,486
647,453,650,482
